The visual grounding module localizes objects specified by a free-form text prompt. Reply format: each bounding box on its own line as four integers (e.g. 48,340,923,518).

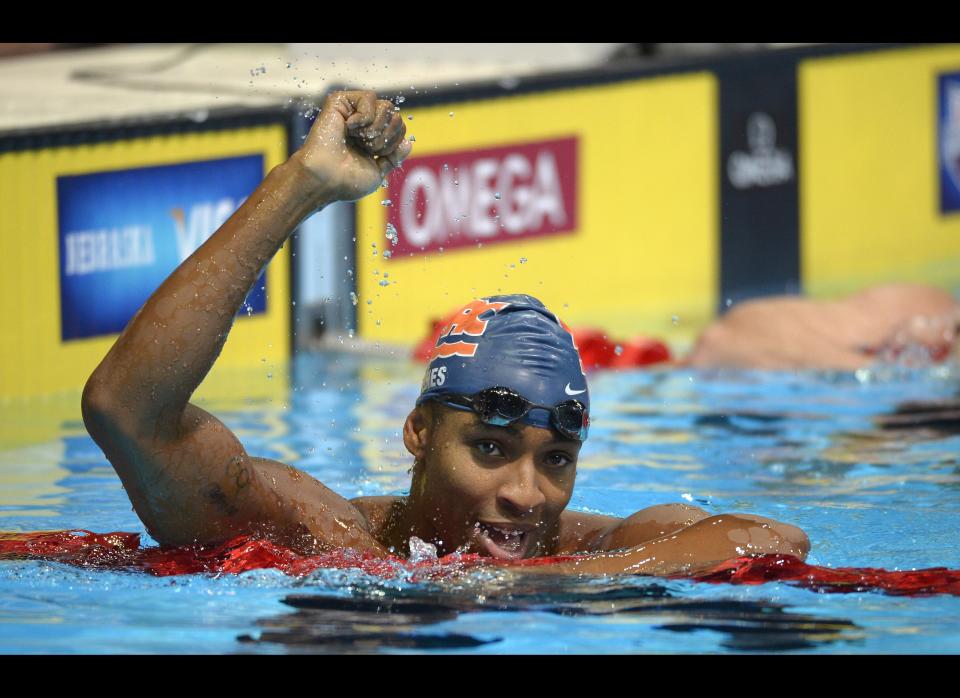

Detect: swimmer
686,284,960,370
82,90,808,577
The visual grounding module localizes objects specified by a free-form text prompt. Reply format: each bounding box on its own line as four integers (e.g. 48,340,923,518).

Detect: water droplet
494,192,502,200
442,163,449,171
380,199,392,207
385,223,399,245
408,135,416,142
407,114,414,121
725,298,733,308
449,111,455,117
382,250,393,259
379,279,390,287
671,315,680,325
366,299,373,305
614,345,623,356
519,257,527,264
349,292,358,306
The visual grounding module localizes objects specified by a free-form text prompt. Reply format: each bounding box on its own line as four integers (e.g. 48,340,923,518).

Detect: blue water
2,352,960,653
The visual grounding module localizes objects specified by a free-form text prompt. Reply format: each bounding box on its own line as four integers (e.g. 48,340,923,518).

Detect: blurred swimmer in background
687,284,959,370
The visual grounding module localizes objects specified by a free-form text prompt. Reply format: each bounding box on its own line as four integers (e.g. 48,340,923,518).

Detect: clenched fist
293,90,413,204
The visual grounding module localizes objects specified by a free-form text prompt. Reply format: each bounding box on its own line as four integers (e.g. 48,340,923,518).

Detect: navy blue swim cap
417,294,589,435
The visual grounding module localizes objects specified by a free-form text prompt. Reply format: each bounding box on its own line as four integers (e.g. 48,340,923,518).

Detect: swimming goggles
436,386,589,442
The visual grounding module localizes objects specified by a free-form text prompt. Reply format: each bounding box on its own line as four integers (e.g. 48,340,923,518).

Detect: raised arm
81,90,411,552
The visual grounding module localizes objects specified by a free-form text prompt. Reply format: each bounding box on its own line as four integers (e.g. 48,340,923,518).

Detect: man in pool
81,90,809,576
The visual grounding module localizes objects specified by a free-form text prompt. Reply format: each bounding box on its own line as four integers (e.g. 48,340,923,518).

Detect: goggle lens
442,387,588,441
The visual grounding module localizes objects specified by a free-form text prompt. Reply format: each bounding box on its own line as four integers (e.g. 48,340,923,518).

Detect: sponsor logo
726,112,795,189
170,199,243,263
386,137,578,256
57,156,265,341
564,383,586,396
63,225,156,276
940,73,960,213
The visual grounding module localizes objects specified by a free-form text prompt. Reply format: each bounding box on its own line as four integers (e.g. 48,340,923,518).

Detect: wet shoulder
350,495,403,538
556,510,621,554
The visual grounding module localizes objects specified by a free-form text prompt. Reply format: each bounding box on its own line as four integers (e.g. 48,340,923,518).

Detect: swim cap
417,294,589,433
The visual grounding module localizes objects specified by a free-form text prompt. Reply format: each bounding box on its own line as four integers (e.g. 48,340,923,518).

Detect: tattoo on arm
205,456,252,516
205,484,239,516
227,456,251,492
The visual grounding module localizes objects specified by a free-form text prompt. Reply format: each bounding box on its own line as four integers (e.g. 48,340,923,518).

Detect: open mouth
474,522,532,560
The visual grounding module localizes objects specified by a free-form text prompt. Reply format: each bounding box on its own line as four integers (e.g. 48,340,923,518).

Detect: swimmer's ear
402,406,432,459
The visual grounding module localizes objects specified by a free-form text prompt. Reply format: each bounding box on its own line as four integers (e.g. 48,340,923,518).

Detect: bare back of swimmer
686,284,960,370
82,89,809,577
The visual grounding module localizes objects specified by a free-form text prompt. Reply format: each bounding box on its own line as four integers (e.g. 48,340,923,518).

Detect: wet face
402,403,580,560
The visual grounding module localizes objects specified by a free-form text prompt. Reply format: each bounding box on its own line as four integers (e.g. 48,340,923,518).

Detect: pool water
2,351,960,653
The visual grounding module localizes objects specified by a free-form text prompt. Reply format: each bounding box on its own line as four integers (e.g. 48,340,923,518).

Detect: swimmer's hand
292,90,413,206
873,308,960,363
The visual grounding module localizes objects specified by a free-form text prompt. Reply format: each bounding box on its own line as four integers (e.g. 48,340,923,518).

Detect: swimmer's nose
497,459,546,517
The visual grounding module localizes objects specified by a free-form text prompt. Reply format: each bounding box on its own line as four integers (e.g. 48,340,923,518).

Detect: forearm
526,514,810,577
86,156,329,429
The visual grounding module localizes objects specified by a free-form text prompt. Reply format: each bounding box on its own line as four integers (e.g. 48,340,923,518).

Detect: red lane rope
3,530,960,596
688,553,960,596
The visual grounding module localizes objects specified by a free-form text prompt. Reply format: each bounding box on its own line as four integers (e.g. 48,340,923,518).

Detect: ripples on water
1,353,960,653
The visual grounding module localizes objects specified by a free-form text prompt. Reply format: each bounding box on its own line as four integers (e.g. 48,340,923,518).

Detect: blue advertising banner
57,155,266,341
940,72,960,214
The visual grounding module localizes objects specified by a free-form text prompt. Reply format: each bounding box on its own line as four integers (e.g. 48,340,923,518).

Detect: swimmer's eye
543,452,575,469
474,441,504,458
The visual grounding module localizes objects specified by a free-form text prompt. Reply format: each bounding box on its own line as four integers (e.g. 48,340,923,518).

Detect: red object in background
4,530,960,596
570,327,671,370
413,311,671,369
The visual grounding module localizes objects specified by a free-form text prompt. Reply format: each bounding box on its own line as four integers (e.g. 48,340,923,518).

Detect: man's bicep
92,402,264,546
89,399,386,554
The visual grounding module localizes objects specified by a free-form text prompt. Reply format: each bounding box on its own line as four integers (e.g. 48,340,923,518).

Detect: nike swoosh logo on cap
565,383,586,396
